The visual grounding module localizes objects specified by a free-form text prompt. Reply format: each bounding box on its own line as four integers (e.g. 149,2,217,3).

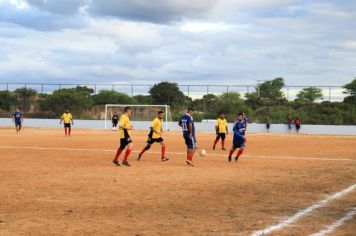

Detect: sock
123,149,131,162
187,155,193,161
161,146,166,158
222,141,225,148
113,149,123,162
229,149,234,157
139,148,146,158
236,149,244,158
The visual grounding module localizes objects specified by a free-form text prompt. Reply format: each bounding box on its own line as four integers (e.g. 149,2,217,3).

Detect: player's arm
188,123,193,139
233,126,243,139
226,124,228,135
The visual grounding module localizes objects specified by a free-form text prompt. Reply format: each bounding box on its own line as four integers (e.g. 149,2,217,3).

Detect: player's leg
137,140,152,161
159,139,168,161
228,139,238,162
122,141,133,166
186,137,196,166
113,139,127,166
213,133,220,150
221,133,226,150
235,137,245,161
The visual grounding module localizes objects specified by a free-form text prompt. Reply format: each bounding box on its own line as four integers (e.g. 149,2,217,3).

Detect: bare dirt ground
0,127,355,235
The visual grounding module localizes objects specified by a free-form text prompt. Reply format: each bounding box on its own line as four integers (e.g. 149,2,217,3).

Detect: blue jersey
233,119,247,138
179,114,195,138
13,111,23,122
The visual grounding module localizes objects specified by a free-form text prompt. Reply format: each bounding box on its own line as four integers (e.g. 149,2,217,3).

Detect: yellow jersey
216,118,228,133
150,117,163,139
119,114,131,139
61,113,72,124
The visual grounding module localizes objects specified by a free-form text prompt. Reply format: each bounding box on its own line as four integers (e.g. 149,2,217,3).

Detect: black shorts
112,121,118,127
295,124,301,130
147,137,164,144
215,133,226,141
120,137,132,149
64,123,71,128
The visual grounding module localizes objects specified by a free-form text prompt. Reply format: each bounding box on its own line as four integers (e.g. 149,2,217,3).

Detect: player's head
124,106,132,116
16,108,19,112
237,112,244,121
65,109,69,113
157,110,164,119
219,113,225,119
187,107,194,116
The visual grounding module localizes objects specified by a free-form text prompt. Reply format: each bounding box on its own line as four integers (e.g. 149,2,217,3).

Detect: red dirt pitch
0,128,355,235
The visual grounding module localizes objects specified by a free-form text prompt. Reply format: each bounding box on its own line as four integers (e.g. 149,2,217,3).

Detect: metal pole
41,84,44,94
207,85,209,95
131,85,134,97
329,86,331,102
165,105,168,131
227,85,229,94
6,83,8,91
187,85,190,97
104,104,107,129
94,84,97,95
112,84,114,91
287,86,290,101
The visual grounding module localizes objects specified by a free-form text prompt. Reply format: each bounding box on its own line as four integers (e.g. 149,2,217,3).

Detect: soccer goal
104,104,172,131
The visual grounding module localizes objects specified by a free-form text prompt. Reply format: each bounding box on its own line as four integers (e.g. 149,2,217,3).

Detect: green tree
40,87,93,115
296,87,323,103
258,77,286,105
343,78,356,104
0,91,18,111
149,82,186,108
14,87,38,111
93,90,133,105
133,95,153,104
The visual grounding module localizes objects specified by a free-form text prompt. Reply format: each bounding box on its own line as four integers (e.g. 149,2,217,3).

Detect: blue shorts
183,134,196,149
15,120,22,126
233,136,245,149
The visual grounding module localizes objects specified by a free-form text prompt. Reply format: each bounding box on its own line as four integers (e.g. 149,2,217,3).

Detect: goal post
104,104,171,131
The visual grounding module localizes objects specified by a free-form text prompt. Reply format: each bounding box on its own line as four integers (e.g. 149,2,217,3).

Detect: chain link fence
0,83,346,102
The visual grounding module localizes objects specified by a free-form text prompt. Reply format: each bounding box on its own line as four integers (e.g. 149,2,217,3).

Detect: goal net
104,104,172,131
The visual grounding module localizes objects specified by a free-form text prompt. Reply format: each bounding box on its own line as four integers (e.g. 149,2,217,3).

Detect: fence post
287,86,290,101
187,85,190,97
94,84,97,94
329,86,332,102
6,83,9,91
207,85,209,95
41,84,44,94
131,85,134,97
227,85,229,94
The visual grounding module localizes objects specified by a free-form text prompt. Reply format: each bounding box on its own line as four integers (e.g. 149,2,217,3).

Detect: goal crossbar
104,104,171,131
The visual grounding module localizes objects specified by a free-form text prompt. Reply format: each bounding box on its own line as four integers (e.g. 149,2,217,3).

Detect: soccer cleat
112,160,120,166
136,156,141,161
161,157,169,162
222,147,226,151
122,161,131,166
186,160,194,166
228,156,232,162
235,156,239,162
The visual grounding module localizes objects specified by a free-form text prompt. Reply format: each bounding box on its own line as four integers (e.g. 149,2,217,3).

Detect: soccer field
0,128,355,235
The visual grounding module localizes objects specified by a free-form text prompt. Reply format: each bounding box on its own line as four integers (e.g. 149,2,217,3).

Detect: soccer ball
199,149,207,157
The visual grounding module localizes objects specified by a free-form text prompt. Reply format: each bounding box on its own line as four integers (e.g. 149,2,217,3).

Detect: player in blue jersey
178,107,196,166
12,108,24,134
228,112,247,162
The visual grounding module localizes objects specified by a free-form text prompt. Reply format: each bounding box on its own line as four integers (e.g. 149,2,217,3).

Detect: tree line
0,78,356,125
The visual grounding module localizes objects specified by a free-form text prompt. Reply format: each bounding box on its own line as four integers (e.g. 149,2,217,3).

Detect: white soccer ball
199,149,207,157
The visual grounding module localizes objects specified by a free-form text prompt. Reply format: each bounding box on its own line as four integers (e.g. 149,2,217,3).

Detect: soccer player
294,116,302,134
12,108,24,134
265,116,271,133
112,106,134,167
287,115,293,134
137,111,169,162
228,113,247,162
60,109,73,136
111,112,119,131
179,107,196,166
213,113,228,150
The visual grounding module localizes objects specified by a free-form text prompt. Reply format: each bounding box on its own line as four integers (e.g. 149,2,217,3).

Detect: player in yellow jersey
60,109,73,136
112,106,134,167
213,113,228,150
137,111,169,162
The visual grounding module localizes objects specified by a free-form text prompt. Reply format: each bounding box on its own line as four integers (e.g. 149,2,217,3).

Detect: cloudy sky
0,0,355,86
